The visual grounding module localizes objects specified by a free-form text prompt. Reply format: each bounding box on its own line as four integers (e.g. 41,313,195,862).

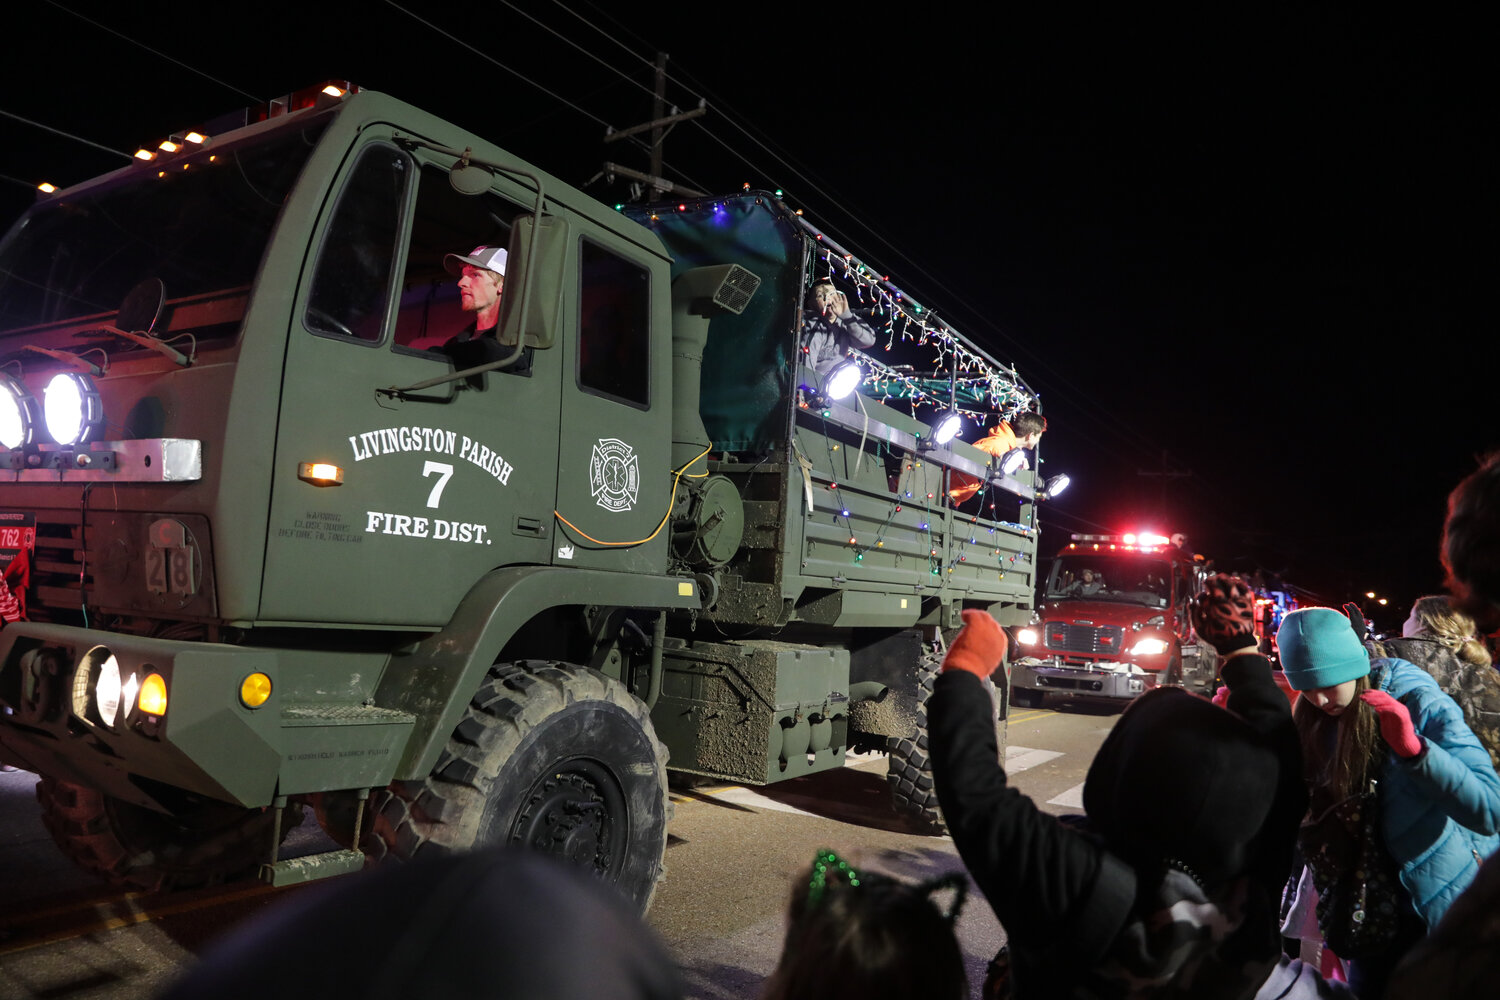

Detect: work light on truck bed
824,360,862,400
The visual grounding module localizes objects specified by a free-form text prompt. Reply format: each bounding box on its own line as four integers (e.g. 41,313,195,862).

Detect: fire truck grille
20,513,91,625
1044,621,1126,656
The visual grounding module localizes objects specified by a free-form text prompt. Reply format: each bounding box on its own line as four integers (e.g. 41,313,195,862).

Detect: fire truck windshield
1046,553,1173,608
0,118,329,341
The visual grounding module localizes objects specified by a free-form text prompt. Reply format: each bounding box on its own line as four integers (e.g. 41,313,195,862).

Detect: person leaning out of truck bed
946,412,1047,504
802,278,877,374
442,244,532,376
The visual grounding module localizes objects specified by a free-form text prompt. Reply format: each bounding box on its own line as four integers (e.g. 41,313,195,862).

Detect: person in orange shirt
946,412,1047,504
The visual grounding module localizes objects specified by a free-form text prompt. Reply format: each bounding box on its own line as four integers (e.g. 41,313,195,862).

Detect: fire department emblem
590,438,640,512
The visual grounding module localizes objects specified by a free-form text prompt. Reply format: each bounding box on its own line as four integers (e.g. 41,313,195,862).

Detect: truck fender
375,565,701,779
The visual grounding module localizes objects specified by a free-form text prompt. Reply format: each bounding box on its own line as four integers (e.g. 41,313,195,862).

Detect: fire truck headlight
43,373,104,446
1017,627,1039,646
95,651,123,728
1130,638,1170,656
0,375,39,449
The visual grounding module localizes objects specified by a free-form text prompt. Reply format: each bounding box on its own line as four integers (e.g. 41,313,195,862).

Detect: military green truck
0,83,1043,910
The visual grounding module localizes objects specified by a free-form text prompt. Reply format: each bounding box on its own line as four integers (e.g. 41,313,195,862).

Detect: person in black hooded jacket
929,575,1350,998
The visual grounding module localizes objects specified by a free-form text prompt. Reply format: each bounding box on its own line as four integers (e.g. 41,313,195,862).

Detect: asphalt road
0,697,1121,999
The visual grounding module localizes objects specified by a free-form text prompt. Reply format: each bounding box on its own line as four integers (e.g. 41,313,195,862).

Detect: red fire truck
1010,532,1217,706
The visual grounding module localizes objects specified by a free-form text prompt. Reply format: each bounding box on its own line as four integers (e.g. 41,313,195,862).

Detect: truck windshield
1046,554,1173,608
0,118,329,342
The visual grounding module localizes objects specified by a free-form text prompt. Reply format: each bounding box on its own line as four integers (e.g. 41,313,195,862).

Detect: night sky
2,4,1493,629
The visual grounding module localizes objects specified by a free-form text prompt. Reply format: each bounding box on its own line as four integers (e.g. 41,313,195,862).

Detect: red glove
1212,685,1230,709
942,609,1008,679
1360,690,1423,758
1190,574,1258,656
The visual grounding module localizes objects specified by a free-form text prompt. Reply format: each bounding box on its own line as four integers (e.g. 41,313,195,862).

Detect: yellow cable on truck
553,444,712,548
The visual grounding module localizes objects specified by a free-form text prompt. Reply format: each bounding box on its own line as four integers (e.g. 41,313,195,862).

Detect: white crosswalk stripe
1004,746,1062,774
1047,782,1086,808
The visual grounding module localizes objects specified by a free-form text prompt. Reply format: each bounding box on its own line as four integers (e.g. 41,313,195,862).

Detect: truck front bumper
0,623,411,811
1012,657,1161,701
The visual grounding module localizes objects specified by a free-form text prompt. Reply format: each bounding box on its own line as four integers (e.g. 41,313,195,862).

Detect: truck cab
1011,532,1217,705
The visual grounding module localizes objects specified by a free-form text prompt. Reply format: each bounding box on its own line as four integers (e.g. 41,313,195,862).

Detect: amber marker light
133,148,155,161
297,461,344,486
158,140,180,153
183,131,206,144
321,85,345,97
240,673,272,708
38,182,56,193
138,673,168,716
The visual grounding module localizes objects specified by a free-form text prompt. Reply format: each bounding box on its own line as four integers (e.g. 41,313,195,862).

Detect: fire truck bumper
1012,657,1161,701
0,622,411,811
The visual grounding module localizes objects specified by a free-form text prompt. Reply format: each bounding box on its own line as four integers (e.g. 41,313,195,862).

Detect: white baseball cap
444,245,508,277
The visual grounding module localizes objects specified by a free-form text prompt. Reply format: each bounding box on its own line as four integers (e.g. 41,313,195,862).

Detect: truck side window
577,240,650,408
392,164,517,355
304,144,409,343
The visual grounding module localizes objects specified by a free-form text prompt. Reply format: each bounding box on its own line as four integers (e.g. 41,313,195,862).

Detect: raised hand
942,609,1008,679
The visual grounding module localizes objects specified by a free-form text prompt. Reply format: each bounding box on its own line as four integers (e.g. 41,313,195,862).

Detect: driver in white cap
441,245,529,374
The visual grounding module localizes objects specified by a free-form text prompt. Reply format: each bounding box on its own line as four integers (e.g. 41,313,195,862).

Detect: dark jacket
930,654,1308,998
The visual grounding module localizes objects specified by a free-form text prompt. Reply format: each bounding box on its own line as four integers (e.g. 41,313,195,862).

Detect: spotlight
932,412,962,445
824,360,862,400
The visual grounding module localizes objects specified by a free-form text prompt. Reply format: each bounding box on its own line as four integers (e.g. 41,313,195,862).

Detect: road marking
1004,746,1062,775
1048,782,1086,808
1006,708,1057,724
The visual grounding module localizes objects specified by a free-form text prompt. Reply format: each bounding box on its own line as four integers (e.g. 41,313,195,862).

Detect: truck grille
1044,621,1125,656
24,512,91,624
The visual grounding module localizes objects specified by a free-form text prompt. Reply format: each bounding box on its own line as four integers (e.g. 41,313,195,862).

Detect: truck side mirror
496,214,569,351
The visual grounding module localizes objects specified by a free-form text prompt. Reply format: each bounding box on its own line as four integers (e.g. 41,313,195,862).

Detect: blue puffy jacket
1373,657,1500,928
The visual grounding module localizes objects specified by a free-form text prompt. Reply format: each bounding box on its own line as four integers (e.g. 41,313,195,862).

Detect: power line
499,0,661,105
0,108,133,161
384,1,617,133
46,1,261,103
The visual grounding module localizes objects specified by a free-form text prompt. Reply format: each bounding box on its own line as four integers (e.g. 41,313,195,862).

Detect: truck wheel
886,650,999,834
372,661,670,913
35,777,298,892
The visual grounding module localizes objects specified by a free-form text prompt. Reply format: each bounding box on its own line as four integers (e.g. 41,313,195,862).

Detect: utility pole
602,52,708,200
1137,450,1190,520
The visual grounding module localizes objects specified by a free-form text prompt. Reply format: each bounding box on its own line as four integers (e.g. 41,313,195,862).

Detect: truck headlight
1017,627,1039,646
43,373,104,446
1129,638,1169,656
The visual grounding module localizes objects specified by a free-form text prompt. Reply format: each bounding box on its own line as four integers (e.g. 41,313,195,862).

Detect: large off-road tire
371,661,671,913
36,778,298,892
886,648,1001,834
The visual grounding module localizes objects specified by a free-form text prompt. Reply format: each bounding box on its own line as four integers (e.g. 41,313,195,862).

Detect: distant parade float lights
42,372,104,446
0,374,40,449
823,360,863,401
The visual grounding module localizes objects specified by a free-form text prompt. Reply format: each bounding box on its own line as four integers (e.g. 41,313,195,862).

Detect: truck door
261,140,561,625
551,231,674,574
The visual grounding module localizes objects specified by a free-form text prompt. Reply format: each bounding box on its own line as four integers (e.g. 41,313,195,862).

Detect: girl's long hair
1293,673,1382,802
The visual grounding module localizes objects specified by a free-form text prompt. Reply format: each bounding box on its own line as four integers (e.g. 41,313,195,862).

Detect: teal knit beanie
1276,607,1371,691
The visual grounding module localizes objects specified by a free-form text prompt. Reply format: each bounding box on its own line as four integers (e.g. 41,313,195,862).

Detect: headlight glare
1130,638,1170,656
1017,627,1039,646
95,652,123,728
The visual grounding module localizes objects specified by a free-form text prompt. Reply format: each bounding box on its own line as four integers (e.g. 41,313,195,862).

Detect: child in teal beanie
1279,606,1500,997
